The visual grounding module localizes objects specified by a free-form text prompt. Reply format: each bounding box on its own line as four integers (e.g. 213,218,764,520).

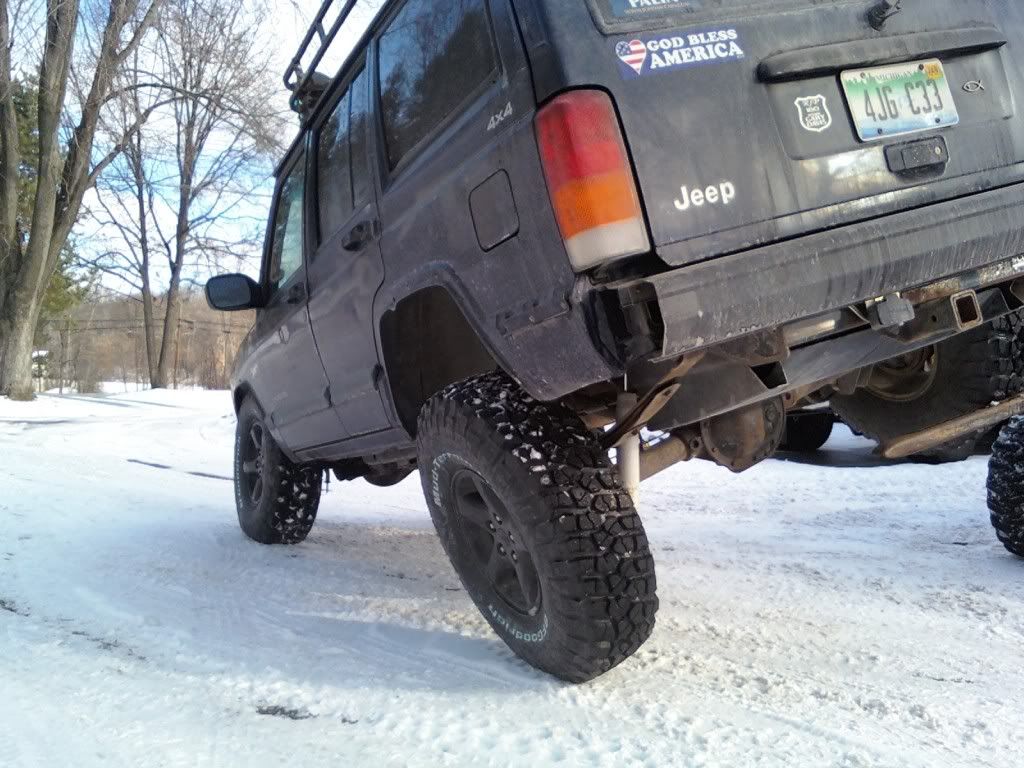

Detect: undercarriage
570,256,1024,495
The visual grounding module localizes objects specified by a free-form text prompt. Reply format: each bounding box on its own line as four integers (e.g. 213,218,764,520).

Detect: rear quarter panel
373,0,620,402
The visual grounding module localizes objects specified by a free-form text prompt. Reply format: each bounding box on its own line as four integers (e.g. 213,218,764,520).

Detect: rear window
595,0,843,25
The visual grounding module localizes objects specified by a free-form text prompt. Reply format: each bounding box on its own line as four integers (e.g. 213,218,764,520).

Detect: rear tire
832,313,1024,461
235,398,322,545
780,412,834,453
416,371,658,683
987,417,1024,558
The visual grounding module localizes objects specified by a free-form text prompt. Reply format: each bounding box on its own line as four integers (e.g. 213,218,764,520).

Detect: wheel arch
379,285,503,436
232,382,256,415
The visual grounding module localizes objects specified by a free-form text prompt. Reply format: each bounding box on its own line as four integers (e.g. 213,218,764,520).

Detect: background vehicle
207,0,1024,681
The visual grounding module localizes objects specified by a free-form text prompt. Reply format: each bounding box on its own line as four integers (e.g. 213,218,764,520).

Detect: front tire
235,397,322,545
417,372,658,683
987,417,1024,558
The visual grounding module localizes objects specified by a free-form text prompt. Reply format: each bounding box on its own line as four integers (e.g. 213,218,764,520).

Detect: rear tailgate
526,0,1024,267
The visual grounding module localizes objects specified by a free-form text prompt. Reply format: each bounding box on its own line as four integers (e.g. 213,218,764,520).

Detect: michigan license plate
841,59,959,142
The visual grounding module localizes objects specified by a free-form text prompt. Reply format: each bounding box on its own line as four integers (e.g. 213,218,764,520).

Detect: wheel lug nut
511,552,518,562
497,544,506,556
487,522,495,531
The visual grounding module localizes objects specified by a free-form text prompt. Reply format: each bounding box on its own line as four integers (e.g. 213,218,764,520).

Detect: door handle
342,220,374,252
286,283,306,305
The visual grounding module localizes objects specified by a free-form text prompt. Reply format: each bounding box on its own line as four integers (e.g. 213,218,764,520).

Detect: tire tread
417,371,658,682
987,416,1024,557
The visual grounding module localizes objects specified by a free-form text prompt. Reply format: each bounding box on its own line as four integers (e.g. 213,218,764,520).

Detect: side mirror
205,274,264,312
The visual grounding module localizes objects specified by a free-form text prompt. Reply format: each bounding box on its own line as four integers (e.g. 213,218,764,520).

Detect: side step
879,393,1024,459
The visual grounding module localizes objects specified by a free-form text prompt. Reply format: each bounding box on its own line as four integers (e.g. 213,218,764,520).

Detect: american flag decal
616,39,647,75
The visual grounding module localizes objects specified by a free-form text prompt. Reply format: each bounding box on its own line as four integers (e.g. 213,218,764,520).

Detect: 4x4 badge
795,95,832,133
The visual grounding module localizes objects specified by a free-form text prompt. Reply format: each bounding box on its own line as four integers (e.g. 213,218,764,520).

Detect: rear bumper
627,182,1024,359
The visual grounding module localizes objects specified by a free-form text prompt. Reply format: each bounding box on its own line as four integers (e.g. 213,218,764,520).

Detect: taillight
535,90,650,272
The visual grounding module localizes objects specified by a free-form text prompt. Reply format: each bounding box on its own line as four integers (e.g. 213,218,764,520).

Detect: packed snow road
0,391,1021,768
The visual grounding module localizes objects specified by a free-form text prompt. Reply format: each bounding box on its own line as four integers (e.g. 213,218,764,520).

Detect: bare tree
85,0,282,388
81,45,160,383
0,0,163,399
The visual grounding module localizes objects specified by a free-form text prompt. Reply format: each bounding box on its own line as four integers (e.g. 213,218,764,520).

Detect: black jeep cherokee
207,0,1024,682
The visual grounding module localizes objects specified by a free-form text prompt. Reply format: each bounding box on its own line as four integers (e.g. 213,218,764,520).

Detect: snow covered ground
1,391,1021,768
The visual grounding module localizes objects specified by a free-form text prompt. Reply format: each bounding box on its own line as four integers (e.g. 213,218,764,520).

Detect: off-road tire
780,412,835,453
987,418,1024,557
235,397,322,545
832,314,1024,461
416,371,658,683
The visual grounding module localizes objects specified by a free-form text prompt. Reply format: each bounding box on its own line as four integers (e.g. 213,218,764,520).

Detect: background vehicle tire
987,417,1024,557
417,371,658,683
780,412,834,453
235,397,322,545
831,313,1024,462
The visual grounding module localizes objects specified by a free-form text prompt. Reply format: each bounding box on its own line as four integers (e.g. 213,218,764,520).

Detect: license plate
841,59,959,142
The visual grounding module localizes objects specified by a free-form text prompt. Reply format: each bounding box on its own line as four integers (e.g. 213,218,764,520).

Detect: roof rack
284,0,360,117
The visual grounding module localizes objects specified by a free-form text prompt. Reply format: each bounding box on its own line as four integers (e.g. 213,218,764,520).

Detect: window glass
598,0,837,23
268,159,305,293
317,89,353,239
378,0,497,169
317,66,373,242
349,68,372,208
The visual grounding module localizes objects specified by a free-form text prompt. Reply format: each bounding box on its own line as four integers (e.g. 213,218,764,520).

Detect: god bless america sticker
614,29,745,79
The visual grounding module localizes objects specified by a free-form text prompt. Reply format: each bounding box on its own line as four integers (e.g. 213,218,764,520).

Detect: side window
267,158,306,294
349,68,371,209
317,67,371,242
318,90,353,238
378,0,497,170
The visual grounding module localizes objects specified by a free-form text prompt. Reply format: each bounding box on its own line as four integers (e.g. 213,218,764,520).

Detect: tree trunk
1,203,68,398
0,0,78,398
1,152,66,400
140,272,159,385
0,0,162,396
153,150,192,389
130,123,160,387
0,305,11,381
0,3,21,351
153,268,182,388
0,293,43,399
